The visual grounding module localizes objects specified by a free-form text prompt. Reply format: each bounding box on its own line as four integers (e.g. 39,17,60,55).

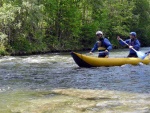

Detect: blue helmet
130,32,136,37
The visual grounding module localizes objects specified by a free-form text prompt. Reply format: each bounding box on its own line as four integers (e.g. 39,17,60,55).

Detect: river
0,48,150,113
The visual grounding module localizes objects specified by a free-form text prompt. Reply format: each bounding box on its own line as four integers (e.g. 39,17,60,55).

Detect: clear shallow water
0,48,150,113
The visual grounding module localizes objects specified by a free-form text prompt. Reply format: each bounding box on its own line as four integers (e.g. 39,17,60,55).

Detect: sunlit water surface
0,48,150,113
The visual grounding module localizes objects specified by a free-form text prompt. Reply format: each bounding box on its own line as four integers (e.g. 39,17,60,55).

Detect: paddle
88,51,106,55
88,51,109,58
119,38,147,59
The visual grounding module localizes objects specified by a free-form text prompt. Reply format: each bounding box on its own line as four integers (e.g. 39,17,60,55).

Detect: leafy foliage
0,0,150,55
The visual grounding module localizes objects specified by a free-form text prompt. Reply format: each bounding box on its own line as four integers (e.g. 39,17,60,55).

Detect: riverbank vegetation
0,0,150,55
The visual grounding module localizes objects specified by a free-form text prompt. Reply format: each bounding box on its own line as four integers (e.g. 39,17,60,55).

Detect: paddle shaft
119,38,138,52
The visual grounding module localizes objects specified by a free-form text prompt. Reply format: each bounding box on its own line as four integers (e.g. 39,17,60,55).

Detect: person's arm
133,40,140,50
90,42,98,53
119,40,125,46
117,36,130,46
104,38,112,51
119,39,130,46
125,39,140,50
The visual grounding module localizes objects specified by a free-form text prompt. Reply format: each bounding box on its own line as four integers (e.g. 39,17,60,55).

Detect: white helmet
96,31,103,35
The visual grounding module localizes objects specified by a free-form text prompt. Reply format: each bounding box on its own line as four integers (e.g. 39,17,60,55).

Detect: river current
0,48,150,113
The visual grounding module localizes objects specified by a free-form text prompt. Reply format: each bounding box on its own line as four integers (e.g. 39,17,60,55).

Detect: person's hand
129,46,133,49
89,51,93,54
105,50,108,53
117,36,121,40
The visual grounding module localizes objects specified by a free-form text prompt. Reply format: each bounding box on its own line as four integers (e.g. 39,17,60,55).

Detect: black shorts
127,53,138,58
98,52,109,58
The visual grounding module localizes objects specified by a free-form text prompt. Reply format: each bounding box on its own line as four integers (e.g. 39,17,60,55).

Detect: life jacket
98,47,106,51
97,38,107,51
129,39,137,46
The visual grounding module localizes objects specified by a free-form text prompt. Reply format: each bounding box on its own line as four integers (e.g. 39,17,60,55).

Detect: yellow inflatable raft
71,52,150,67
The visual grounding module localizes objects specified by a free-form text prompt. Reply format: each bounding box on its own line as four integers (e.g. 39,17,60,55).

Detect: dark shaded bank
6,45,121,56
1,44,149,56
9,48,92,56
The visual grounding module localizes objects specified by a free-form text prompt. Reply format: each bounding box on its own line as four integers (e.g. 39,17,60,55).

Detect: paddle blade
136,51,147,59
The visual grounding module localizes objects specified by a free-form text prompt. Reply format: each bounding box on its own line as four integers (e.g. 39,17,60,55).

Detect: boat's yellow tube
71,52,150,67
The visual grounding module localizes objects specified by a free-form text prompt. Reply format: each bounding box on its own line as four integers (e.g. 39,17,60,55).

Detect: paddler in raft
117,32,141,58
89,31,112,58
